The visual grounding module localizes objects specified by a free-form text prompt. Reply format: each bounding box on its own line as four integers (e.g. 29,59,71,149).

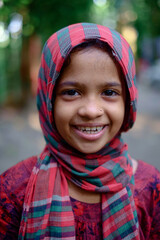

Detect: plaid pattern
19,23,139,239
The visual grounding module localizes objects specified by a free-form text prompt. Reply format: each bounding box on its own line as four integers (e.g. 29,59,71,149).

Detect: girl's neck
67,179,101,203
132,158,138,174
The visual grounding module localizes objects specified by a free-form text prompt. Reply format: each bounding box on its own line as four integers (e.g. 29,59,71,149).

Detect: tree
0,0,93,104
0,0,92,42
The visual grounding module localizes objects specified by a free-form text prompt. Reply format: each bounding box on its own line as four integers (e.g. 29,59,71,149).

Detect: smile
73,125,107,141
76,126,104,134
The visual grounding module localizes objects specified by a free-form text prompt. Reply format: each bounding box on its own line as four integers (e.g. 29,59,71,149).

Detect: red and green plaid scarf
19,23,139,239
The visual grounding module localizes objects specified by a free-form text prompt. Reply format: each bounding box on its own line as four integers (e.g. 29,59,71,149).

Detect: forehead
54,48,127,96
60,44,124,78
58,47,124,85
71,47,112,69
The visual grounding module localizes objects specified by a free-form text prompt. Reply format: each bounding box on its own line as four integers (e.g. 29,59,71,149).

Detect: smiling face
54,47,125,154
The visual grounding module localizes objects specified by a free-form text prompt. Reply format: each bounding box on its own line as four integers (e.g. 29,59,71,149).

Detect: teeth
77,126,104,134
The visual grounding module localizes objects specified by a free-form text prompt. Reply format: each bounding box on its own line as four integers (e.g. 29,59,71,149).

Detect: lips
75,126,104,134
72,124,108,141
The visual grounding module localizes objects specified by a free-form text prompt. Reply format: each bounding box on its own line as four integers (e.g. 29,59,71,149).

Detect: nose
78,99,104,120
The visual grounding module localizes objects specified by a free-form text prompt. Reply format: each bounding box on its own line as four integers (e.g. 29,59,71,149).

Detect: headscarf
19,23,139,239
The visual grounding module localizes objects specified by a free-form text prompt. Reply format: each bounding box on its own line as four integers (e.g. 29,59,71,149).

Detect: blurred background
0,0,160,174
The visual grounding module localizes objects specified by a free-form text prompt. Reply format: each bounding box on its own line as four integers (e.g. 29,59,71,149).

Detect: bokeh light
93,0,107,7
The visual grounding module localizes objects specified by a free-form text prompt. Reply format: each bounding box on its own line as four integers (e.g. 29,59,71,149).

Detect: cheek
54,104,64,127
54,100,63,130
116,101,125,128
54,100,73,131
109,101,125,126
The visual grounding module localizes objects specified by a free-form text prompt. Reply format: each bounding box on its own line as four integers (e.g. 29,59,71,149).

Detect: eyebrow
58,81,79,87
58,81,122,89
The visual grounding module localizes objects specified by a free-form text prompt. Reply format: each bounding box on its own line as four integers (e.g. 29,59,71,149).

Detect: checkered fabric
19,23,139,239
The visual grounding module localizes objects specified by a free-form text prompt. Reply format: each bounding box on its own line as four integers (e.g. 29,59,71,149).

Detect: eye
102,89,119,97
62,89,79,96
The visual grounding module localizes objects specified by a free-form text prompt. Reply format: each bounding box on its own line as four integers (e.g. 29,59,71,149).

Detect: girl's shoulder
134,160,160,189
134,160,160,239
134,159,160,200
0,156,37,239
1,156,37,194
0,155,37,207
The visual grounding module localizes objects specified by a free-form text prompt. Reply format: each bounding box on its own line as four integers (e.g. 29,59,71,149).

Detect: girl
0,23,160,240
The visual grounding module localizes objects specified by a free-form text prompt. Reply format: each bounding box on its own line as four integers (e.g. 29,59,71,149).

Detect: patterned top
0,157,160,239
71,197,102,239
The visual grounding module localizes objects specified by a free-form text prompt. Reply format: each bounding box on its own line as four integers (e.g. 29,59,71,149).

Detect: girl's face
54,47,125,154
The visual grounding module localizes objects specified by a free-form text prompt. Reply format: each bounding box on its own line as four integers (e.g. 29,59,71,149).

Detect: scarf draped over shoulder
19,23,139,240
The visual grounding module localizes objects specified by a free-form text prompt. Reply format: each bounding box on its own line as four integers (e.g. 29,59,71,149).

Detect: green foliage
30,0,92,41
132,0,160,37
0,0,92,42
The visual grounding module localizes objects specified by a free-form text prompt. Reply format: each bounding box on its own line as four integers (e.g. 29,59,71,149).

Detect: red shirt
0,157,160,239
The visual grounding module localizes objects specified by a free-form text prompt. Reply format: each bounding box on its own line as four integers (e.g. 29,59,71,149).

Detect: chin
74,144,106,155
